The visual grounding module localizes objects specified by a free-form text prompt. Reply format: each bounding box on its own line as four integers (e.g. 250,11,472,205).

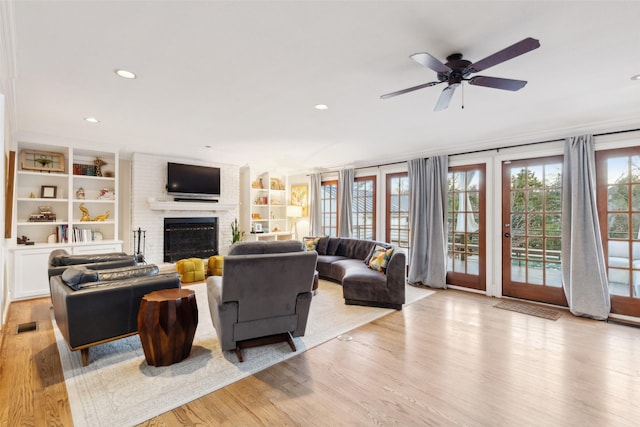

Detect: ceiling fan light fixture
314,104,329,110
115,69,137,79
84,117,100,124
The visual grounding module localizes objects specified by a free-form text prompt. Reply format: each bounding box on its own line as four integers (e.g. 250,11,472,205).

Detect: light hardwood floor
2,287,640,426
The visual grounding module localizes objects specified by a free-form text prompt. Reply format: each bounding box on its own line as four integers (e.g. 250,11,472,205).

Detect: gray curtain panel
561,134,610,320
407,156,448,288
309,173,323,236
338,169,354,238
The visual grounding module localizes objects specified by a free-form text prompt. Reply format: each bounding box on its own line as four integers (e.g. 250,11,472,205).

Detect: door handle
504,232,511,238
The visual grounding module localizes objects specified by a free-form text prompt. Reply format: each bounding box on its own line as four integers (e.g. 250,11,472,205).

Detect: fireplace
164,217,218,262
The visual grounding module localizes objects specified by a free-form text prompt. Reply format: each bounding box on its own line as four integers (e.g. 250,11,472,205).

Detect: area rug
494,299,563,320
53,280,434,427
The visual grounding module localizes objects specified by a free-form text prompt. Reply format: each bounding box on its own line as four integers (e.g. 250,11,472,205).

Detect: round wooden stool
137,288,198,367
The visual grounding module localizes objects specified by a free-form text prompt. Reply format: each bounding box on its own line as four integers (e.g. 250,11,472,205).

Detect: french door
447,164,486,290
501,156,567,306
596,147,640,317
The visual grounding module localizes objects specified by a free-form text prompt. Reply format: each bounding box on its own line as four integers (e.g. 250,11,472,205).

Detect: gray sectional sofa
311,237,406,309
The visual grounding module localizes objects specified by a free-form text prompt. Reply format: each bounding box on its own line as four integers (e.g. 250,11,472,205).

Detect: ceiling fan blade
467,37,540,73
410,52,451,74
434,83,459,111
468,76,528,91
380,81,442,99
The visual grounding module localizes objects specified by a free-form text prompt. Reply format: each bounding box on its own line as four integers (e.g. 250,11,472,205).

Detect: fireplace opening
164,217,218,262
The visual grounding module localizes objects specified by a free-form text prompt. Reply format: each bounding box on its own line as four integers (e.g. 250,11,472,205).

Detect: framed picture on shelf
21,150,65,172
270,178,281,190
290,184,308,217
41,185,57,199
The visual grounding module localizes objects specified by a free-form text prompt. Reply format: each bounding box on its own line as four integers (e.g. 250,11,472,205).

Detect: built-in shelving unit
9,141,122,300
239,167,290,241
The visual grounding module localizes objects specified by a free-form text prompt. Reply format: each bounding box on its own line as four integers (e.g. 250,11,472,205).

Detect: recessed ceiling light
84,117,99,123
204,145,212,148
632,74,640,81
314,104,329,110
115,69,137,79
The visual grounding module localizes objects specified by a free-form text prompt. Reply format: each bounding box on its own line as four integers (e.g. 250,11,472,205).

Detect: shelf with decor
9,142,122,300
239,166,290,238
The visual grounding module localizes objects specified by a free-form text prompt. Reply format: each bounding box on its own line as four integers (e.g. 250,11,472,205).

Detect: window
352,176,376,240
386,173,409,248
321,180,338,237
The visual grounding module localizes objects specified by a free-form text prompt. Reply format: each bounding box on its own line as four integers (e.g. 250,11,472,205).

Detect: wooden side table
137,288,198,367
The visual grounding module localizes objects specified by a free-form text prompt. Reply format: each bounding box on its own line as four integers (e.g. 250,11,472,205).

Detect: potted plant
231,218,242,243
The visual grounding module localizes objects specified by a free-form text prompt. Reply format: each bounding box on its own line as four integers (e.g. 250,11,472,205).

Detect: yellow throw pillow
368,245,394,272
303,237,320,251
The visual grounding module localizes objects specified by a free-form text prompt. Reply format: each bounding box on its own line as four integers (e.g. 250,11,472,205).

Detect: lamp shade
286,205,303,218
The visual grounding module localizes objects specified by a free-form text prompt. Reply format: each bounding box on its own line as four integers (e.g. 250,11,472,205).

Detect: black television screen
167,162,221,197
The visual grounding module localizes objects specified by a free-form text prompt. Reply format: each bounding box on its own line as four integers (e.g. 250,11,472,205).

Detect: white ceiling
7,1,640,174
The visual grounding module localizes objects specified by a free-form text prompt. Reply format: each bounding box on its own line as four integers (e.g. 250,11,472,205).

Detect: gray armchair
206,240,318,361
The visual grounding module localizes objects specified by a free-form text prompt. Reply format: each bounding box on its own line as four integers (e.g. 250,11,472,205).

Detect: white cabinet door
11,247,64,300
72,242,123,255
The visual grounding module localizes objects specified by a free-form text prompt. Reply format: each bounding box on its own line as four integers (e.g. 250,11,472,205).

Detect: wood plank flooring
2,288,640,426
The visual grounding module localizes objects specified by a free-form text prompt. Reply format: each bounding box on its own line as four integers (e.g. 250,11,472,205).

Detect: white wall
0,94,7,328
130,153,240,265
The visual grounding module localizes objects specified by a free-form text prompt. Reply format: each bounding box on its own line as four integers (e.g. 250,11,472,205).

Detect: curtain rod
347,126,640,171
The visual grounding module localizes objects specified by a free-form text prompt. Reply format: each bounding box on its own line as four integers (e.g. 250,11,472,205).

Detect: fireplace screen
164,217,218,262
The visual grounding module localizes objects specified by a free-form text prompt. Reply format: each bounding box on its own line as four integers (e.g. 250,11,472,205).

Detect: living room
2,1,640,425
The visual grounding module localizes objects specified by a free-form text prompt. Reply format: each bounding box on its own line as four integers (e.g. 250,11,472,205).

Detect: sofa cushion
96,264,159,282
326,238,341,255
61,264,161,290
53,253,131,266
368,245,394,272
229,240,304,255
316,255,348,279
316,237,329,255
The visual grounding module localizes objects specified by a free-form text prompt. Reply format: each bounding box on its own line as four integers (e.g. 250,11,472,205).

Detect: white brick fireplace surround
130,153,240,266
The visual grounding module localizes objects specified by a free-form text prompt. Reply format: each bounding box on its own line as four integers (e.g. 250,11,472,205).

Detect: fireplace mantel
147,198,237,212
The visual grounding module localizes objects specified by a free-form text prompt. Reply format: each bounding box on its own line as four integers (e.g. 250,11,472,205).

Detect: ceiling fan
381,37,540,111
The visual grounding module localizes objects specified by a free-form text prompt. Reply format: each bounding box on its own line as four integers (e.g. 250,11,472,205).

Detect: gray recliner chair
206,240,318,362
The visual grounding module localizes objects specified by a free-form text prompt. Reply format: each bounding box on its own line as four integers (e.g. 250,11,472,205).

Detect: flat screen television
167,162,221,198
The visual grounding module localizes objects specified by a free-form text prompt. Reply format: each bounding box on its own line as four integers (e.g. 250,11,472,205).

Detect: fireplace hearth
164,217,218,262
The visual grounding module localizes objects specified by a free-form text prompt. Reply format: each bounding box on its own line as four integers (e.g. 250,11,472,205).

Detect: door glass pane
609,213,629,239
608,157,628,184
608,185,628,211
507,161,563,289
545,214,561,236
544,163,562,187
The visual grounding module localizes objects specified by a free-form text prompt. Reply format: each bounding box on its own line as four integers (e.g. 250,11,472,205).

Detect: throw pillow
316,236,329,255
326,238,341,255
367,245,394,272
303,237,320,251
61,266,99,290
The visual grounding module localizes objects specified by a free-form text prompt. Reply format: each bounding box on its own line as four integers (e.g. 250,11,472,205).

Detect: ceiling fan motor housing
438,53,472,84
